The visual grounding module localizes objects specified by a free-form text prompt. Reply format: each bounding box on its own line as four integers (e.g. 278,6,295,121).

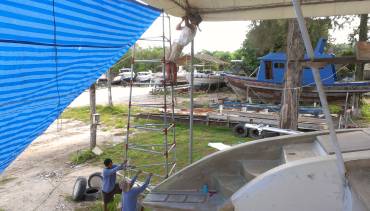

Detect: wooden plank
356,42,370,61
299,56,370,64
218,111,328,124
137,112,330,130
207,113,328,130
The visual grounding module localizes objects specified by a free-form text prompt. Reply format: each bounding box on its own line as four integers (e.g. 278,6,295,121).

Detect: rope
52,0,61,113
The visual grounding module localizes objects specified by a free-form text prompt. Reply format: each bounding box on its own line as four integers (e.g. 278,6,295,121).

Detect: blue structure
0,0,160,173
256,38,337,85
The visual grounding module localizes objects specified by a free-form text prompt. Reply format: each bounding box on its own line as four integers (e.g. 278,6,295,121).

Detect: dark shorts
102,183,122,204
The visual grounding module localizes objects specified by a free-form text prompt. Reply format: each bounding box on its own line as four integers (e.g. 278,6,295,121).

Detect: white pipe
291,0,346,184
243,123,303,135
189,41,194,164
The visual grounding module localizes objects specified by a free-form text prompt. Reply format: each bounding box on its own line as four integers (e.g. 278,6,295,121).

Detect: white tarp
142,0,370,21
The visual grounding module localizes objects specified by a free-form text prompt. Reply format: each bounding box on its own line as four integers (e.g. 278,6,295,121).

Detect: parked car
136,70,153,83
112,68,135,85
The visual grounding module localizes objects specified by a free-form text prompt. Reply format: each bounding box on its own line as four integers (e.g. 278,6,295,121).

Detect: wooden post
107,68,113,107
279,19,305,130
90,83,97,150
353,14,368,117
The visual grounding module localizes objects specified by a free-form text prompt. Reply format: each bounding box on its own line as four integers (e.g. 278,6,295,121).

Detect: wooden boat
186,69,224,88
143,128,370,211
223,39,370,104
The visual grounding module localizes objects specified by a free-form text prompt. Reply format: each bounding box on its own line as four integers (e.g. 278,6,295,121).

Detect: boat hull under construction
186,73,224,89
143,128,370,211
223,73,370,104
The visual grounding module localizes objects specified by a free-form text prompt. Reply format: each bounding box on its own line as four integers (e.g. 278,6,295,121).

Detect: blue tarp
0,0,160,172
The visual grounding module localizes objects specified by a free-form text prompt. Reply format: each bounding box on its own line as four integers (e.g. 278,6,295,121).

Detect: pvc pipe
189,40,194,164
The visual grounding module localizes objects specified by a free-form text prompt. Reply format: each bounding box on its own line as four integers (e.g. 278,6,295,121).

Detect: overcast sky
139,16,360,54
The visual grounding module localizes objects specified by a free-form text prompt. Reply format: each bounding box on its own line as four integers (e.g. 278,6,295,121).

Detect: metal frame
124,12,176,179
291,0,346,185
189,41,194,164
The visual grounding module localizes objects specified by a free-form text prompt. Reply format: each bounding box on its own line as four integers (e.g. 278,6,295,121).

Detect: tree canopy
110,46,163,74
108,16,365,77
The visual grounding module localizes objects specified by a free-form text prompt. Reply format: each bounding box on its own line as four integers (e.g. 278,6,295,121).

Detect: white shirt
174,26,196,46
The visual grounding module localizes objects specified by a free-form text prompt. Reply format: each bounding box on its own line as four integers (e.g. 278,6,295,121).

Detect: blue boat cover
0,0,160,172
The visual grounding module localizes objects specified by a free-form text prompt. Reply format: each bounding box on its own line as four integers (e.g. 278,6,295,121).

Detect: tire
248,128,263,139
84,187,101,201
232,123,248,137
72,177,87,201
88,172,103,189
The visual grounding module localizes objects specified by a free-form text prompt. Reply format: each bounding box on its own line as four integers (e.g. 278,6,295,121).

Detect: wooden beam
90,83,97,150
300,56,370,65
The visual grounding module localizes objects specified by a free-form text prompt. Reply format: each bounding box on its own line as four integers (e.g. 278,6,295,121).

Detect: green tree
239,18,332,74
110,46,164,75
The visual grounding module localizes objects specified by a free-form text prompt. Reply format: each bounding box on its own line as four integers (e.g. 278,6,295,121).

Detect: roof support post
89,83,97,150
291,0,346,183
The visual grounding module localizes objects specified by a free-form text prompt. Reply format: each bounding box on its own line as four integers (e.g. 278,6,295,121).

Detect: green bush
329,104,342,114
362,103,370,120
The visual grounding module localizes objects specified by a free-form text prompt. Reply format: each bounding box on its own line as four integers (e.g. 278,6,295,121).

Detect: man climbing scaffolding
165,12,202,83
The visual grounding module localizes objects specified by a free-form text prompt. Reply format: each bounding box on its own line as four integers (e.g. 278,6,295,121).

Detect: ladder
124,12,176,180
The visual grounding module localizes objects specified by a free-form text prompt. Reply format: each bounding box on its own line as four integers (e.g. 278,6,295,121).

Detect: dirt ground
0,86,234,211
0,119,121,211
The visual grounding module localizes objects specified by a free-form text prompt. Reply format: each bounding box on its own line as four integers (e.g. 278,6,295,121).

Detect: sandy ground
0,119,122,211
68,85,235,108
69,86,155,107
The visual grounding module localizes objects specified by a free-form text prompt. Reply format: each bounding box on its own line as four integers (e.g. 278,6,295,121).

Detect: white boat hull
143,128,370,211
185,74,223,87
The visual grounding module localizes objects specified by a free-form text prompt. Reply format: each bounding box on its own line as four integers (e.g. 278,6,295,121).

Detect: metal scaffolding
124,12,177,179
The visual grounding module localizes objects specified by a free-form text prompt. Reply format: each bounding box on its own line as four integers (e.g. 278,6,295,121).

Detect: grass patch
74,196,120,211
64,195,74,203
62,105,143,130
362,103,370,121
70,149,96,165
64,105,252,183
96,123,250,184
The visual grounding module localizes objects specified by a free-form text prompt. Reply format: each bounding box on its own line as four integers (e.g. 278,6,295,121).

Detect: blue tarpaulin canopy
0,0,160,172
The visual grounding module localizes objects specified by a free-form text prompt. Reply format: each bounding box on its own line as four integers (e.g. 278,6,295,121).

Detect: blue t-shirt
102,164,124,193
122,175,151,211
